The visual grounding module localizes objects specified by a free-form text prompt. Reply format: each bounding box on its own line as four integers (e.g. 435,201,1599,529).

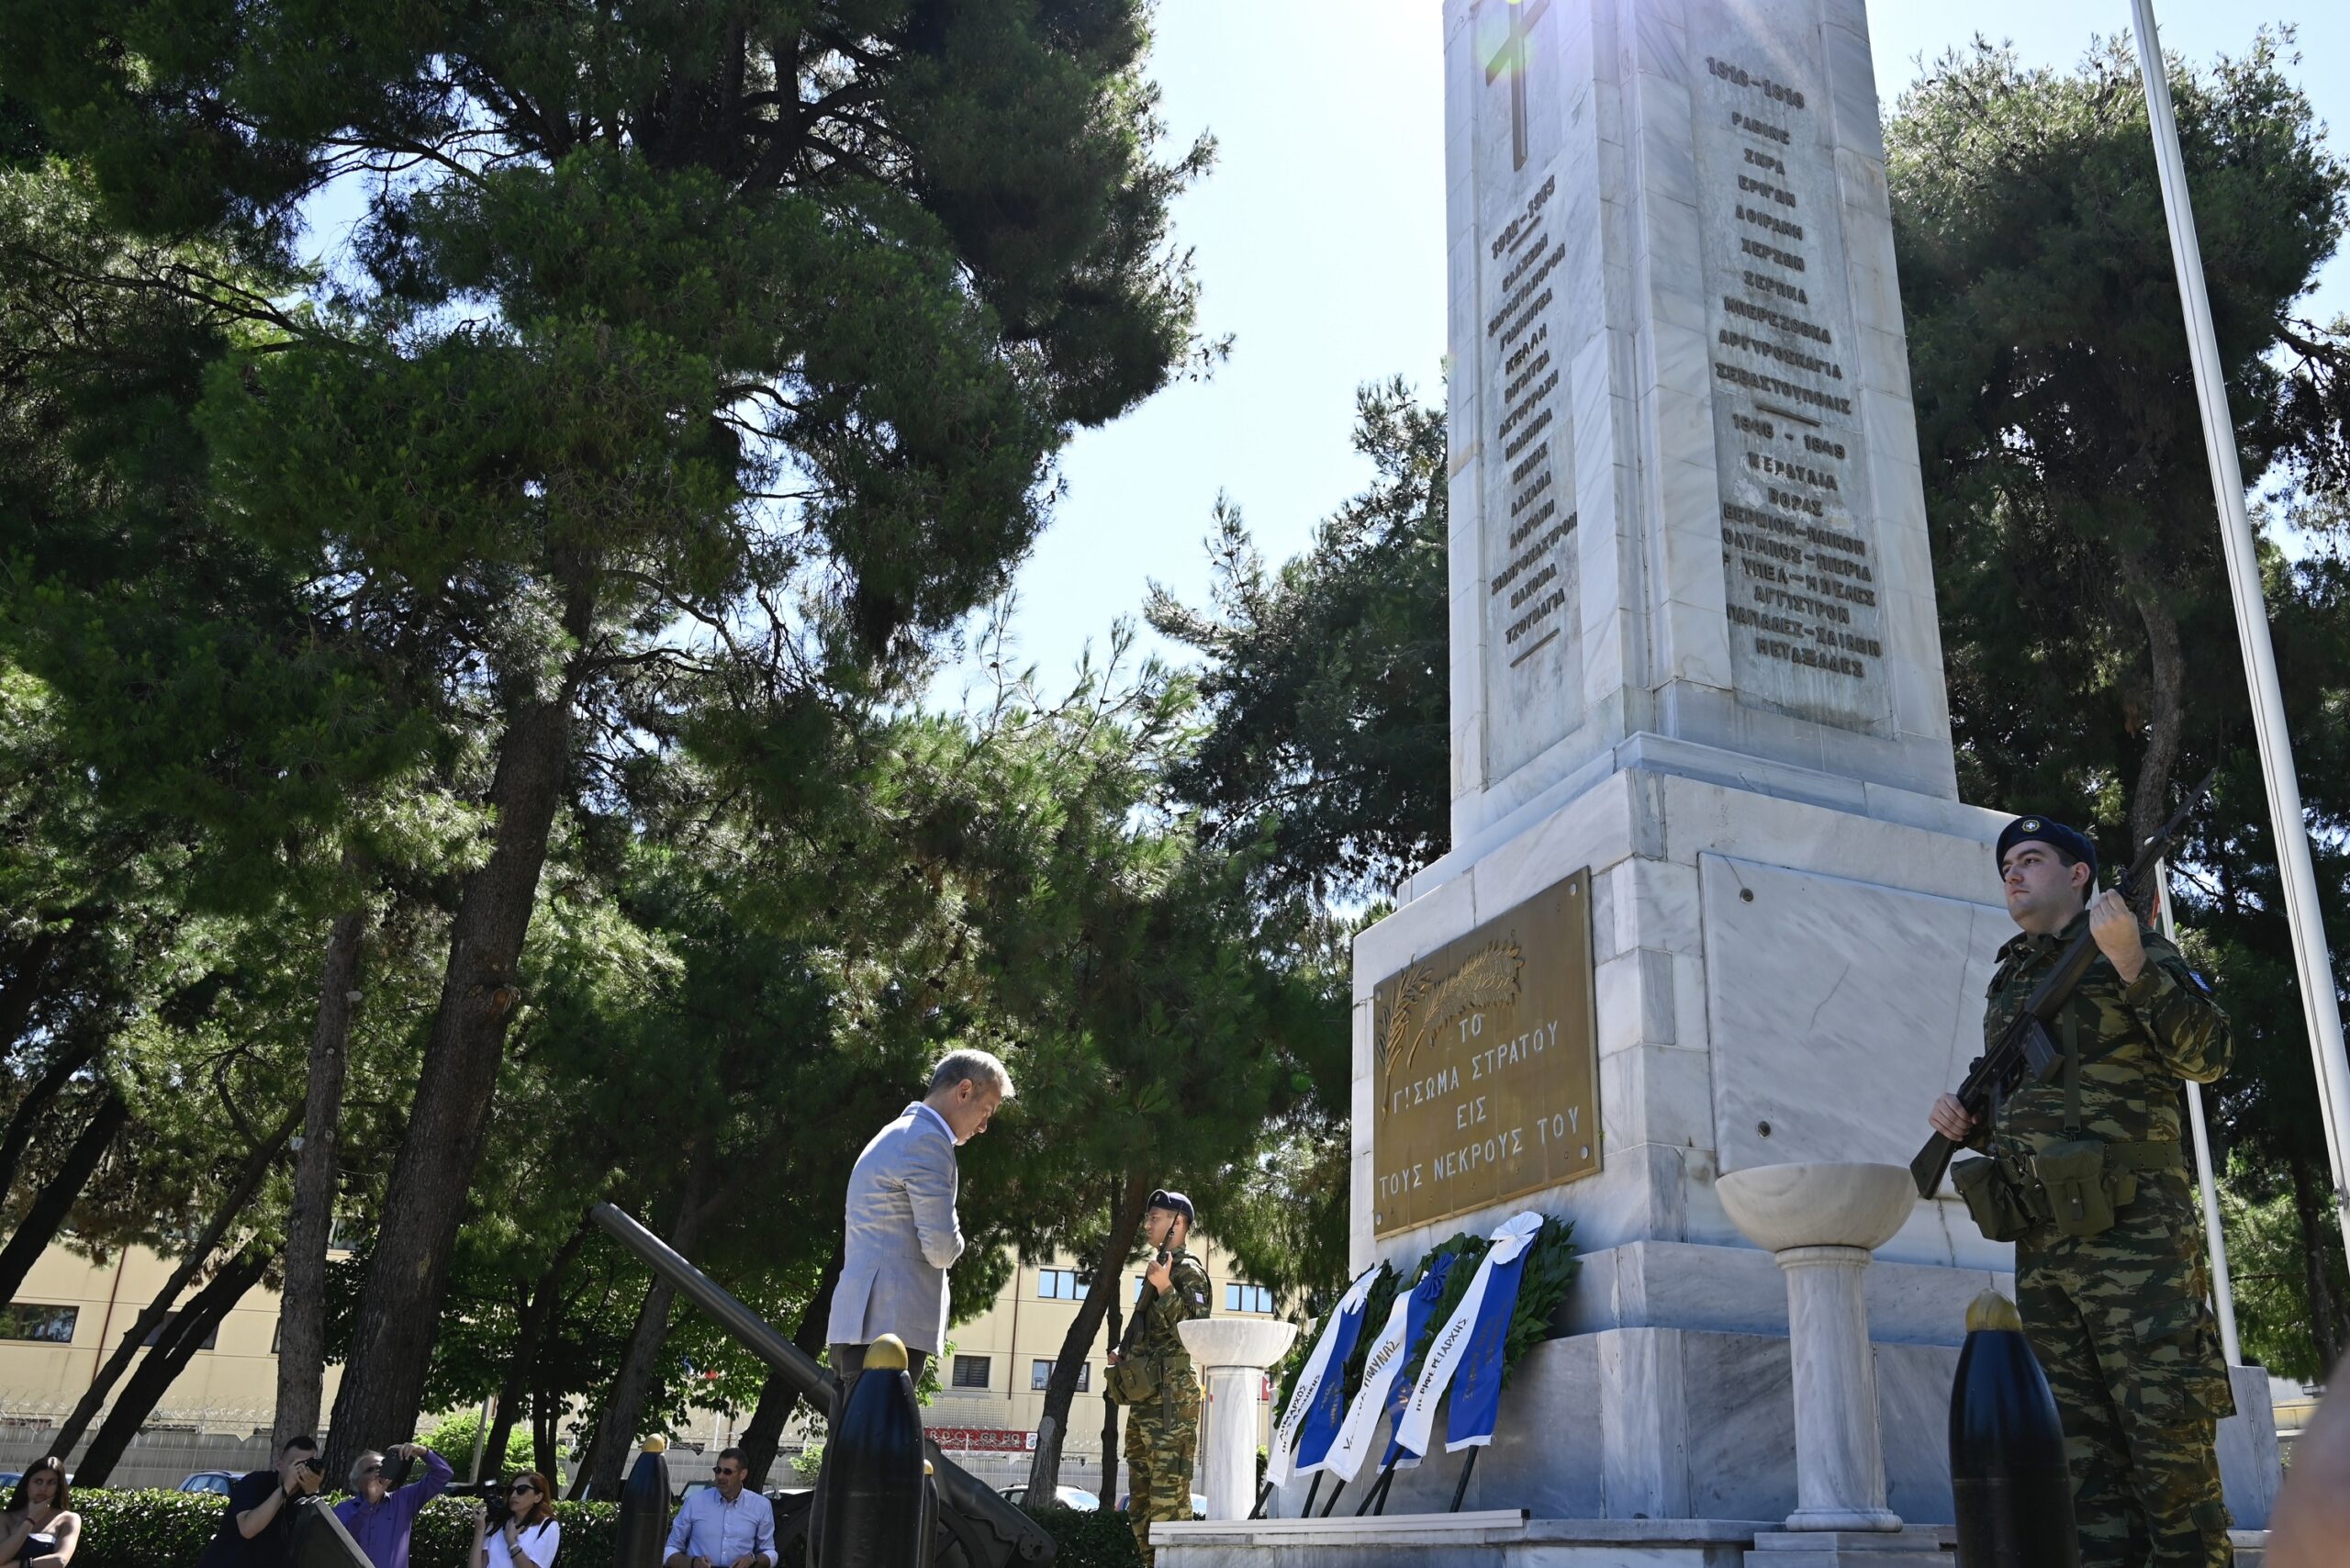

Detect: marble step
1156,1517,2271,1568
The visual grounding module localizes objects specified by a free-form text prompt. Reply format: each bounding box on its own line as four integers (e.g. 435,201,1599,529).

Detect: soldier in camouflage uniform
1110,1188,1210,1567
1930,815,2235,1568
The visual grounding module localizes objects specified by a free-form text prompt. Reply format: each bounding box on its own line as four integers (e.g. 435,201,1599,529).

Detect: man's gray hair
929,1047,1015,1101
349,1450,386,1492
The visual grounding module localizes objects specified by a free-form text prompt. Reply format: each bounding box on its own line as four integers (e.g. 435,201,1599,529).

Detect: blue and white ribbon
1268,1263,1382,1486
1394,1212,1543,1458
1375,1252,1463,1472
1322,1252,1457,1482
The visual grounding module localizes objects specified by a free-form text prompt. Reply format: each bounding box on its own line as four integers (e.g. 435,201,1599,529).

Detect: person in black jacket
196,1437,324,1568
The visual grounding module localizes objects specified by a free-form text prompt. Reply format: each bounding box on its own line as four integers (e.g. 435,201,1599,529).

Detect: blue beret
1147,1188,1194,1226
1995,815,2098,883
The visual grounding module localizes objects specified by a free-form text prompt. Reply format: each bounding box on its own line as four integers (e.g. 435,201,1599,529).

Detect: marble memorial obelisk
1286,0,2277,1533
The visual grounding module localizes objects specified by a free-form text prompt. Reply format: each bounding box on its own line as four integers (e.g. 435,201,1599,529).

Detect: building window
0,1304,78,1343
1030,1360,1089,1392
1225,1283,1273,1315
951,1355,991,1391
1036,1268,1089,1301
140,1311,221,1352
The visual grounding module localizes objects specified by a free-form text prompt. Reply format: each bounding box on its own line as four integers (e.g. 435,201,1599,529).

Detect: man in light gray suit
827,1048,1014,1408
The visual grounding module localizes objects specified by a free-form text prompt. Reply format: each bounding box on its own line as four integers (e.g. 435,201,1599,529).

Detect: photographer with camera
334,1444,452,1568
196,1437,323,1568
467,1472,559,1568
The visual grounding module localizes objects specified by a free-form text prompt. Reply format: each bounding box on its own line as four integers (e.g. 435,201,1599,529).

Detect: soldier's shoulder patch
2185,969,2216,999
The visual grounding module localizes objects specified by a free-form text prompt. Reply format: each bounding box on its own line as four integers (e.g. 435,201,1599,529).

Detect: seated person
0,1458,76,1568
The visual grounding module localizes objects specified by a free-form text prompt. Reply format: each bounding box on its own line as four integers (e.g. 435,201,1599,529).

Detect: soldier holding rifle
1106,1189,1211,1568
1927,813,2235,1568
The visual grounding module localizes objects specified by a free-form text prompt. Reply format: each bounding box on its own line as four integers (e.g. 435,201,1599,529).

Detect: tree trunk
275,904,368,1450
533,1387,561,1484
2289,1155,2345,1377
484,1223,590,1477
584,1173,713,1498
0,1023,100,1204
50,1105,299,1458
0,1091,128,1304
1025,1173,1151,1498
73,1247,274,1484
1099,1279,1123,1513
325,582,593,1480
739,1247,844,1489
0,929,62,1054
2121,554,2187,905
565,1411,610,1501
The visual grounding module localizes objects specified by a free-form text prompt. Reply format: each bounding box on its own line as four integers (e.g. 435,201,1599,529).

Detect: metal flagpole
2156,862,2244,1365
2129,0,2350,1262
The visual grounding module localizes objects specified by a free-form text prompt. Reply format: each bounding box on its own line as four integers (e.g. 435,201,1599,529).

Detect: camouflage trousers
1123,1377,1202,1567
2016,1175,2234,1568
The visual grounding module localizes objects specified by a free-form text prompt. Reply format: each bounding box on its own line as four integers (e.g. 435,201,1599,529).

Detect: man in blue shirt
333,1443,453,1568
663,1450,775,1568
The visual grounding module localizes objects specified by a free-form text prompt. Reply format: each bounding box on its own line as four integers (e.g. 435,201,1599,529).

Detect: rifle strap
2063,1009,2083,1135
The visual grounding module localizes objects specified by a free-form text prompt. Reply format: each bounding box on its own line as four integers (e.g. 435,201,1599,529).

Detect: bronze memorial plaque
1371,869,1600,1238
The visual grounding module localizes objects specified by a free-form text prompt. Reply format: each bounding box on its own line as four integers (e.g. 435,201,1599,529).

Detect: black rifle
1113,1245,1169,1364
1909,772,2216,1200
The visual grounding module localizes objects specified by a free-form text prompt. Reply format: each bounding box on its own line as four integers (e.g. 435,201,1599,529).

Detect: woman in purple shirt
332,1444,453,1568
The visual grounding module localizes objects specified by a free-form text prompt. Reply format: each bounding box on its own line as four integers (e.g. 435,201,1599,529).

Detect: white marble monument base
1156,1513,1772,1568
1258,1332,2277,1530
1343,759,2284,1530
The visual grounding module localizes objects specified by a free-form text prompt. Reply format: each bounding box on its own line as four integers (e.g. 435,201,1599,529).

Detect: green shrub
1024,1503,1141,1568
66,1489,222,1568
65,1488,620,1568
420,1409,540,1478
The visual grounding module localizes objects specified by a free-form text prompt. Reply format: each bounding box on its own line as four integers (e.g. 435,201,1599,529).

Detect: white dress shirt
663,1485,776,1568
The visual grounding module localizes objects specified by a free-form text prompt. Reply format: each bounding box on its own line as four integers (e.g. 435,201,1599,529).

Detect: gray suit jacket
828,1103,964,1355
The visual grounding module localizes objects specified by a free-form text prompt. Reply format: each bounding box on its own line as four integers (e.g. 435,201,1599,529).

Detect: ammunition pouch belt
1953,1140,2182,1241
1104,1354,1161,1406
1106,1352,1195,1408
1952,1154,2034,1242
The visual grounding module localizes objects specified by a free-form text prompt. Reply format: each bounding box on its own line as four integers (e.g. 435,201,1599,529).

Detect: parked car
179,1472,238,1495
0,1473,17,1491
999,1484,1099,1512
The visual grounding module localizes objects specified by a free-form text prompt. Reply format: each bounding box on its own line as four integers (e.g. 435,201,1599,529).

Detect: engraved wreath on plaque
1371,870,1601,1238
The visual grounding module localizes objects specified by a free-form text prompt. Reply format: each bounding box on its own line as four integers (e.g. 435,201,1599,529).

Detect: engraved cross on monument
1483,0,1552,172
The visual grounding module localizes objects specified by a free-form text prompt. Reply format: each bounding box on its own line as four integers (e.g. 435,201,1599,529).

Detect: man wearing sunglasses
334,1443,452,1568
662,1450,774,1568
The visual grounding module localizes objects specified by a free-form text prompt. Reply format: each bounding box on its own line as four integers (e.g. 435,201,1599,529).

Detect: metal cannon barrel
588,1202,1057,1567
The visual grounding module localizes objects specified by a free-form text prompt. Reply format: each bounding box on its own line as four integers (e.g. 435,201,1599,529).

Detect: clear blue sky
945,0,2350,704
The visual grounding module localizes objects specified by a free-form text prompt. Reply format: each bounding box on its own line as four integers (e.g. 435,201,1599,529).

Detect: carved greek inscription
1695,11,1893,721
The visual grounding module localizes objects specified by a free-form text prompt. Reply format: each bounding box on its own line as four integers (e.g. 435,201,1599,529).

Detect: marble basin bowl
1179,1316,1298,1369
1718,1161,1916,1253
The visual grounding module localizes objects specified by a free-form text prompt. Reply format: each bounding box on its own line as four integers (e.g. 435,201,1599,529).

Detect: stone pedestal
1179,1318,1297,1522
1717,1162,1914,1532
